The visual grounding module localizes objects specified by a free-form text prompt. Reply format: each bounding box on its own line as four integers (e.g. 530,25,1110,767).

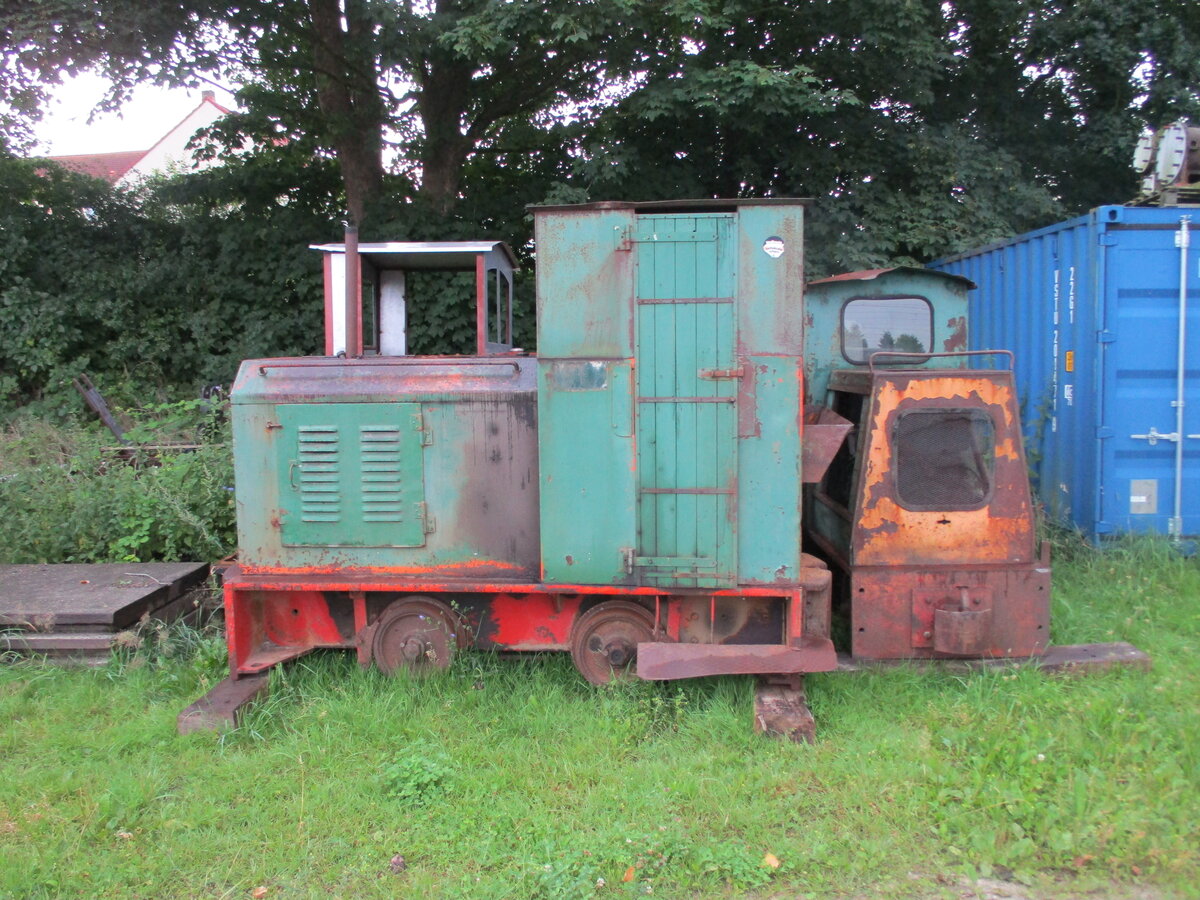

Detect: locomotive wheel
570,601,655,685
371,597,460,675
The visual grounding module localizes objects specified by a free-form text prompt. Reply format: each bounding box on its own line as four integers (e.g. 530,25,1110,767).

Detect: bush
0,403,234,563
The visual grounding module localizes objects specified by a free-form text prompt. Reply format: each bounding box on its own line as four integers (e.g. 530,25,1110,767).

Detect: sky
30,72,236,157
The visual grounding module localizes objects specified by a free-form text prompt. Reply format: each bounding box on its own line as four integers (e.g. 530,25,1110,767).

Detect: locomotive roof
529,198,811,213
308,240,518,270
808,266,975,289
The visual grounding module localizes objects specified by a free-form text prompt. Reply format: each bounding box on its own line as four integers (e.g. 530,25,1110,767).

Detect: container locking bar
1130,427,1179,445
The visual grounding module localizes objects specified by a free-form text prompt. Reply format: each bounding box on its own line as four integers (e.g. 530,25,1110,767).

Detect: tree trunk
413,52,476,216
307,0,386,226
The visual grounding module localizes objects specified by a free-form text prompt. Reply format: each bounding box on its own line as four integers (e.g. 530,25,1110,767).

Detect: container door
634,214,738,587
276,402,427,547
1101,221,1200,536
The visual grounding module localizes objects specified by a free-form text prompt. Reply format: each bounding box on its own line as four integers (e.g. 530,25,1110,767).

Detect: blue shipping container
931,206,1200,540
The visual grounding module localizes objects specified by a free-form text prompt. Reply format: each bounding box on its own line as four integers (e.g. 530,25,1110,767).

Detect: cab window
841,296,932,364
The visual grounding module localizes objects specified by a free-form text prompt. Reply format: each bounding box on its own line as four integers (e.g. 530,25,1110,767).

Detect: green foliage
381,740,454,805
0,148,337,414
0,405,235,563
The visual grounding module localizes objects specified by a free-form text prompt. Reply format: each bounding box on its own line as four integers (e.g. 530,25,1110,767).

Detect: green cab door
634,214,738,588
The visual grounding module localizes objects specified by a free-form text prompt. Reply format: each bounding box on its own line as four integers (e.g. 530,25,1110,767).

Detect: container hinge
1097,330,1116,344
419,502,436,535
620,547,635,575
614,226,633,252
1095,521,1115,534
413,411,433,446
1099,232,1119,247
1096,426,1114,439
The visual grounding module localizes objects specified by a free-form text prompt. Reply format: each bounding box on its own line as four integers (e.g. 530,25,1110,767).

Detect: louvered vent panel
359,425,405,523
298,425,341,522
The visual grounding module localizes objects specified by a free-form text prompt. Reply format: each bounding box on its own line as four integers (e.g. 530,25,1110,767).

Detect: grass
1,537,1197,899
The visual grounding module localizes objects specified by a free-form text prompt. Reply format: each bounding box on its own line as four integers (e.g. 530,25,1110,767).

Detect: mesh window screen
894,409,994,510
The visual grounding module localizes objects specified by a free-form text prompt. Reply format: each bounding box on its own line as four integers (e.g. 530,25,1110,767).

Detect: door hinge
419,502,436,534
413,411,433,446
620,547,635,575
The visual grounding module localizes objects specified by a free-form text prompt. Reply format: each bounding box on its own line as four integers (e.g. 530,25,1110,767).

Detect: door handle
288,461,300,489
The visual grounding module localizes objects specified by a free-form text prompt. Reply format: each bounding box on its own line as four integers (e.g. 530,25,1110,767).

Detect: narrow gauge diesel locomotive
218,200,1048,732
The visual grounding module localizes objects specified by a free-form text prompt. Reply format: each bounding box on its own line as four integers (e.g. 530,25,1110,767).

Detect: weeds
0,537,1196,898
0,403,234,563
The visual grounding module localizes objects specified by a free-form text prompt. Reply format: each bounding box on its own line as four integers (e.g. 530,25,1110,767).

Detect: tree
0,1,688,227
566,0,1200,274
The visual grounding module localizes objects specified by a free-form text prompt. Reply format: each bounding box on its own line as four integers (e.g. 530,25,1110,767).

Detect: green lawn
1,538,1197,899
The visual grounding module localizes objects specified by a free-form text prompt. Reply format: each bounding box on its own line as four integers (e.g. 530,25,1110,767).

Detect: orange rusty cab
803,268,1049,659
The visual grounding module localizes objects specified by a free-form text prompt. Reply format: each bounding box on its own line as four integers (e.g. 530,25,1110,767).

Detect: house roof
135,92,231,166
44,91,232,185
48,150,146,184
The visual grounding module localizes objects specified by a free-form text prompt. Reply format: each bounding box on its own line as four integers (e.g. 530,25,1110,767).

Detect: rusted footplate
636,636,837,680
754,675,816,743
177,673,270,735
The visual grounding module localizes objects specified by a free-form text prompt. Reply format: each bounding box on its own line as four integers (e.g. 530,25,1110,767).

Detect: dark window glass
894,409,994,510
841,296,932,364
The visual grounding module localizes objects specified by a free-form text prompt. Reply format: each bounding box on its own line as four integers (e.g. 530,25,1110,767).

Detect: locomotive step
636,637,837,680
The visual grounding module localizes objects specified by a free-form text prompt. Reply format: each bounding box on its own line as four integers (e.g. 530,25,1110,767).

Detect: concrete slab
0,563,209,632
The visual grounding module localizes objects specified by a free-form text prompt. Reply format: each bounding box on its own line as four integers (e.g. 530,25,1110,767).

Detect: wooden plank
0,563,209,630
834,642,1151,674
177,673,270,735
2,632,114,652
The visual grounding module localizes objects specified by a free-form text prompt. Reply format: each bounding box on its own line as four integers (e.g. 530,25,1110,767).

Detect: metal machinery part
569,600,656,684
367,596,462,675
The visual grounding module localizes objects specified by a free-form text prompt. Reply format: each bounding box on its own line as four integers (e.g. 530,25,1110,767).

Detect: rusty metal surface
635,636,836,680
851,565,1049,659
808,266,975,289
802,405,853,483
177,672,270,734
365,596,461,674
933,605,994,656
570,601,655,684
753,675,816,743
852,370,1037,568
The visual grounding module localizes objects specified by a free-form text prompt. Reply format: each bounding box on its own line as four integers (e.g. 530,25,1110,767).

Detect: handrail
866,349,1014,372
